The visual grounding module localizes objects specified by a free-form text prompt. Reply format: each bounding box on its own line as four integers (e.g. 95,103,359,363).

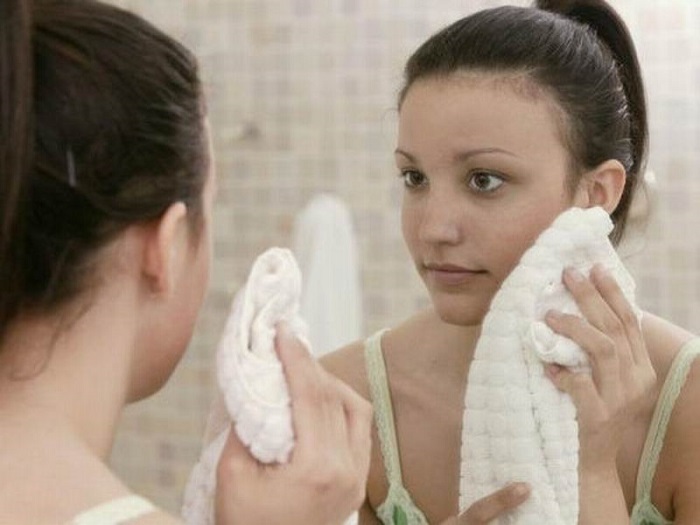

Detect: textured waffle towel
459,207,641,524
181,247,358,525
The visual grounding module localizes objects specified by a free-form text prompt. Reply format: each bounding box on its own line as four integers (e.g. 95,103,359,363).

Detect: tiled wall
107,0,700,514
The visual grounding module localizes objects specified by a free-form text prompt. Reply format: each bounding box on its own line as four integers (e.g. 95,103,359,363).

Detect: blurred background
107,0,700,514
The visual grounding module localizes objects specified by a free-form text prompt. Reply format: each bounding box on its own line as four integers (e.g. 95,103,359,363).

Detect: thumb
456,483,530,524
217,426,258,488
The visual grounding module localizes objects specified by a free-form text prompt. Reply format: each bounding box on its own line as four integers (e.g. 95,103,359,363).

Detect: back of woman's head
0,0,206,344
399,0,647,245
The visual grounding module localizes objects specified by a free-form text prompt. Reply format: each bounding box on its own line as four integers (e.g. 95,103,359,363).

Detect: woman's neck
392,308,481,385
0,294,138,460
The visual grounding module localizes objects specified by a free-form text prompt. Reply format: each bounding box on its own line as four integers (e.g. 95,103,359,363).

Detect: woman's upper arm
662,358,700,523
320,341,371,400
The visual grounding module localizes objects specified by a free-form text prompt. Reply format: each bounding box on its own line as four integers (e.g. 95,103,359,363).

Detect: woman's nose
418,190,462,245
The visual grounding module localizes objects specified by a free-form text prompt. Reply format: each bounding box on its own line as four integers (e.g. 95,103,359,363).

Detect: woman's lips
424,264,487,286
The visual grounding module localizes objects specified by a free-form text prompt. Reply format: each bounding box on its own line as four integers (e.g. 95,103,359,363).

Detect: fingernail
545,364,562,378
511,482,530,497
545,309,561,322
592,263,609,278
564,267,584,282
276,321,293,342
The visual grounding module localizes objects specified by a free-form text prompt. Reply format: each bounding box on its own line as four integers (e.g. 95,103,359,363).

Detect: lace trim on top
630,338,700,525
71,495,157,525
364,330,429,525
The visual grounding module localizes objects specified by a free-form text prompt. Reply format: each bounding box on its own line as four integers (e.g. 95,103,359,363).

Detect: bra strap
71,495,157,525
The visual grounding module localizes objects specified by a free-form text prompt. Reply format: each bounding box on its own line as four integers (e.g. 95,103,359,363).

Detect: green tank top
364,331,700,525
365,330,429,525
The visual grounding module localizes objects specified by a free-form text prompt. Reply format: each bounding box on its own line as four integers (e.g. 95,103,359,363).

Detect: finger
217,427,257,488
562,268,633,360
562,267,637,386
323,377,352,462
590,265,646,366
331,375,373,477
274,322,329,449
274,322,315,391
459,483,530,524
319,376,372,510
307,375,366,479
545,366,606,425
562,267,623,337
545,311,620,400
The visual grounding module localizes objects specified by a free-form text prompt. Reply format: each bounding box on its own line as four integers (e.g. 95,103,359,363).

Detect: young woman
324,1,700,524
0,1,370,524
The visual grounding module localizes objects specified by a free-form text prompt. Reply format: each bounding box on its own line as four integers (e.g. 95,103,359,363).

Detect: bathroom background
107,0,700,514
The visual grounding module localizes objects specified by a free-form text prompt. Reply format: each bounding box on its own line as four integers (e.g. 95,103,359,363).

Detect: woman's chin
431,296,488,327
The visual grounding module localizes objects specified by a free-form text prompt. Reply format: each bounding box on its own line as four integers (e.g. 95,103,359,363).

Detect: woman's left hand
544,264,657,474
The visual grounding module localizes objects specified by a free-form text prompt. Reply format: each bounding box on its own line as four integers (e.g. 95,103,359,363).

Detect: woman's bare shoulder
635,311,700,519
0,429,134,524
642,312,696,376
320,338,370,397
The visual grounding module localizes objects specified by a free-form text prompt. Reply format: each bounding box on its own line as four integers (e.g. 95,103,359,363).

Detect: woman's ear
575,159,627,214
141,202,189,296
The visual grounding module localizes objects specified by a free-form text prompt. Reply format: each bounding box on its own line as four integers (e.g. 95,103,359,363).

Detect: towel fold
182,247,357,525
459,207,640,524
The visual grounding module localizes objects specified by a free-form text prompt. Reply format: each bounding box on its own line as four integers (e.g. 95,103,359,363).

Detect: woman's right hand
214,324,373,525
440,483,530,525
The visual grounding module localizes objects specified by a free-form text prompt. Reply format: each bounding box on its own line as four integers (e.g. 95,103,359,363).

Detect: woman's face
397,73,588,326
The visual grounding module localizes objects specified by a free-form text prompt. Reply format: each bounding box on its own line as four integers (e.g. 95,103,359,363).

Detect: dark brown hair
399,0,648,244
0,0,207,343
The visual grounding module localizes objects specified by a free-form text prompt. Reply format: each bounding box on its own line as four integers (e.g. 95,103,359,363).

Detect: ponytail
537,0,649,241
0,0,33,341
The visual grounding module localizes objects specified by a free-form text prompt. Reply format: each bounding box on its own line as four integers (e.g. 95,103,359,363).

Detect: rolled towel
460,206,641,524
182,247,357,525
218,247,309,463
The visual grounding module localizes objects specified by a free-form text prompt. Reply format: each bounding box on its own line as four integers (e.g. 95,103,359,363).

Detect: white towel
459,206,640,524
292,193,363,356
181,247,357,525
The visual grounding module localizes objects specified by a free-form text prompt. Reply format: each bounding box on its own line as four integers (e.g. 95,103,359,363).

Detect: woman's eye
400,170,427,189
468,171,504,193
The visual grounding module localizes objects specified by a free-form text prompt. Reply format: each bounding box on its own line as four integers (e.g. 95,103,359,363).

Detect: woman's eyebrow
394,147,518,162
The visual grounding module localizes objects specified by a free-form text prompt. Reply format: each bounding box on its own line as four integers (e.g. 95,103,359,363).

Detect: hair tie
66,148,77,187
